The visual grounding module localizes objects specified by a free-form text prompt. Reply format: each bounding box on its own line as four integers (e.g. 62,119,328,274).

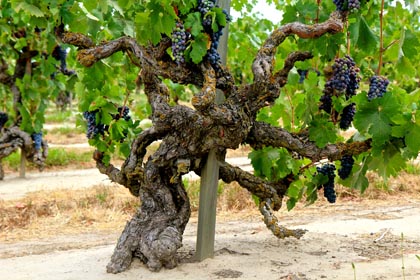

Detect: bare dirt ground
1,168,420,280
1,127,420,280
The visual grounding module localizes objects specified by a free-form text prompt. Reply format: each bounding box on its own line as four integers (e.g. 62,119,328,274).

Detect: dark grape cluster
196,0,231,73
52,45,76,76
330,56,360,97
319,93,333,113
367,75,389,101
206,29,224,72
338,155,355,180
333,0,360,12
348,0,361,12
171,21,188,64
83,110,105,139
0,112,8,130
115,106,131,121
52,45,67,70
31,132,43,151
320,56,360,128
297,68,321,84
297,69,308,84
198,0,216,29
339,103,356,130
317,164,337,203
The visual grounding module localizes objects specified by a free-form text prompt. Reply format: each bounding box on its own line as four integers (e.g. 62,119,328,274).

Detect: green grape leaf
350,15,379,52
396,56,416,77
109,120,126,140
401,29,419,59
369,142,406,178
189,33,208,64
184,12,203,36
286,180,304,211
249,147,280,180
214,7,227,27
349,156,370,193
309,117,338,148
404,123,420,156
14,2,44,17
354,93,400,146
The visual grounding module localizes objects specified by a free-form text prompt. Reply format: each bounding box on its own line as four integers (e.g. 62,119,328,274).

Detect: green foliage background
1,0,419,208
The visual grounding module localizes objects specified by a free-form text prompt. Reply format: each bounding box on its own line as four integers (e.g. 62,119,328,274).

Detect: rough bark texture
62,11,371,272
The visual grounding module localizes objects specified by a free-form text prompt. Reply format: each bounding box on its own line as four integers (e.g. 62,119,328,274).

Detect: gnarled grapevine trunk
63,11,373,272
106,157,191,272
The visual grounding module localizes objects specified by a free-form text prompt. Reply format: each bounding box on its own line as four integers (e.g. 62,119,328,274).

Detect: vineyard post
195,0,231,261
19,149,26,178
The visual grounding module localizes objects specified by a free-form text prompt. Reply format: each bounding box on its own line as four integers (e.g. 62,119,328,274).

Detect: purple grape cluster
319,93,333,113
297,68,321,84
196,0,231,73
115,106,131,121
198,0,216,29
83,110,105,139
338,155,355,180
31,132,43,151
320,56,360,123
317,164,337,203
206,29,224,72
329,56,360,97
367,75,390,101
51,45,76,76
339,103,356,130
0,112,8,130
297,69,308,84
333,0,360,12
171,21,188,64
348,0,361,12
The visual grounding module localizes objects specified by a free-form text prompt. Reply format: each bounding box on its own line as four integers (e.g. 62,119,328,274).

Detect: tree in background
0,6,77,178
1,0,419,273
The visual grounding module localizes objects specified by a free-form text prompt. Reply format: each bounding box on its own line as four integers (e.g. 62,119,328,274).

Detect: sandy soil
1,169,420,279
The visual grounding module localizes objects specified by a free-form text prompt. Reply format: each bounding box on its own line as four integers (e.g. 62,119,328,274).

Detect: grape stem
377,0,385,75
346,19,351,55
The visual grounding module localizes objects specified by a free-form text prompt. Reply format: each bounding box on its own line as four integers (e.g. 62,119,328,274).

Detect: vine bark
62,11,371,272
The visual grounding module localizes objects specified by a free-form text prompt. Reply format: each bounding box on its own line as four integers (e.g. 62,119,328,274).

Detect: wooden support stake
195,0,230,261
195,150,219,260
19,149,26,178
